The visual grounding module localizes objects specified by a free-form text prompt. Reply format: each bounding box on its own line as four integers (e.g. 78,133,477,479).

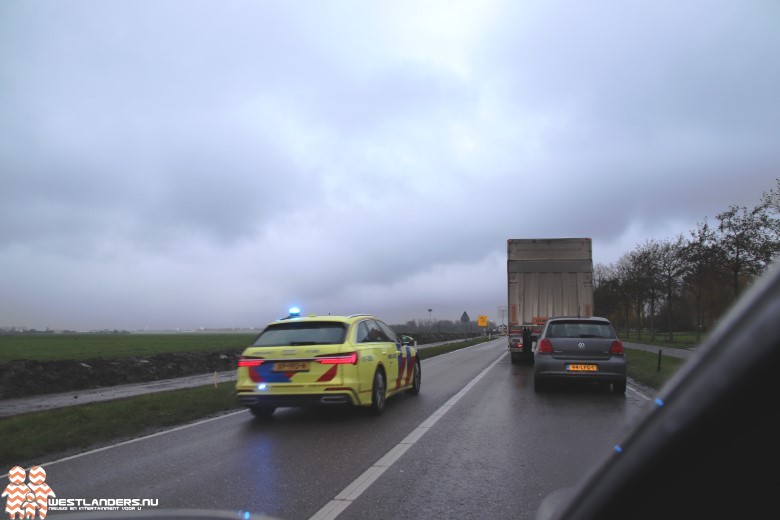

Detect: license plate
274,361,310,372
566,364,598,372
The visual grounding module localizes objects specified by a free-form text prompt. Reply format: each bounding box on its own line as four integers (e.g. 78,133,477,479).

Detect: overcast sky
1,1,778,331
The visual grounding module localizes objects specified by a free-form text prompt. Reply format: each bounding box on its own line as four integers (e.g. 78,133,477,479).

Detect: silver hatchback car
533,316,626,394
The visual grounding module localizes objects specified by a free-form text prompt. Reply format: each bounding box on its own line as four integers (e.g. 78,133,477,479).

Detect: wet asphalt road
0,340,693,418
3,339,664,520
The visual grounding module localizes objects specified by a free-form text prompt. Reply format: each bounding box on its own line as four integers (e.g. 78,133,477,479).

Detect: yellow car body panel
235,314,419,411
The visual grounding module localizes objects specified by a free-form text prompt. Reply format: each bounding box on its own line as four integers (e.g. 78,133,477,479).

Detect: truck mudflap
523,327,532,353
522,327,535,365
508,326,535,365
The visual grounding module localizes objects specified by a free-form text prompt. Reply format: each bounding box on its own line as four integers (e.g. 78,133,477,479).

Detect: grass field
620,330,706,349
0,335,686,467
0,333,257,363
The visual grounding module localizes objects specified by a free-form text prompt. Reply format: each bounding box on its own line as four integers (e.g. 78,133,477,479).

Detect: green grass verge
0,382,242,468
0,333,257,362
0,336,684,468
620,330,707,349
626,348,685,390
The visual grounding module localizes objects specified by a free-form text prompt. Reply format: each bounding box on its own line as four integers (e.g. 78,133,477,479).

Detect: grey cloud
1,1,778,330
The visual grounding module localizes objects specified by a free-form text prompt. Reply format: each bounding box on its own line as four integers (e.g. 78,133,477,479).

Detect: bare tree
637,240,664,341
682,220,719,342
588,180,780,343
759,178,780,262
593,262,622,325
625,247,654,341
760,178,780,214
615,256,635,337
657,235,688,342
716,203,777,297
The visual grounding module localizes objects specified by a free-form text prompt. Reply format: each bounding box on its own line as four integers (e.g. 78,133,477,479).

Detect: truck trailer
507,238,594,364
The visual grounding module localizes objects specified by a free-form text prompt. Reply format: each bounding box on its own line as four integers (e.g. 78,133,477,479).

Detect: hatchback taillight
316,352,358,365
610,340,624,355
538,338,554,353
238,357,264,367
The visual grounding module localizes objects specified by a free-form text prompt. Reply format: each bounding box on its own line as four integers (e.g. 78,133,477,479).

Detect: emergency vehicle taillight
538,339,554,354
316,352,358,365
610,340,625,356
238,357,264,367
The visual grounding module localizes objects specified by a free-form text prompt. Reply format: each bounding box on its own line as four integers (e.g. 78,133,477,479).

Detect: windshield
252,322,347,346
546,322,615,339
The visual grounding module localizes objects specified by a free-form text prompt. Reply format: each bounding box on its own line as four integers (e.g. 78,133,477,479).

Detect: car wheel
406,358,421,395
370,369,386,415
534,377,544,392
510,353,519,364
612,379,627,395
249,406,276,418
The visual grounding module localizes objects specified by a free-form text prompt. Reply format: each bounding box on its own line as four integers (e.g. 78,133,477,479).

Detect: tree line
391,319,486,334
594,179,780,342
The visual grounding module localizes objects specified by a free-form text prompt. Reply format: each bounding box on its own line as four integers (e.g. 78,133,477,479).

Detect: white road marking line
628,384,651,400
309,499,351,520
375,443,413,467
334,465,388,501
1,410,248,477
308,352,506,520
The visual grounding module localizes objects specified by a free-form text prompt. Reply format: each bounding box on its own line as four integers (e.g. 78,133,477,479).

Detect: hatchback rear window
547,322,614,339
252,322,347,346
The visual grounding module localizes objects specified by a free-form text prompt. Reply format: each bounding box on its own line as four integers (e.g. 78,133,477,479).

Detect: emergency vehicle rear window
253,322,347,346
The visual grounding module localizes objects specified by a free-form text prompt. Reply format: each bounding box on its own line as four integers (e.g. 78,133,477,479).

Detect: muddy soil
0,350,243,399
0,332,479,399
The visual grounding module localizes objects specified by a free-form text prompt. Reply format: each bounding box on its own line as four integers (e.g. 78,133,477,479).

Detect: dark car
533,316,626,394
535,262,780,519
